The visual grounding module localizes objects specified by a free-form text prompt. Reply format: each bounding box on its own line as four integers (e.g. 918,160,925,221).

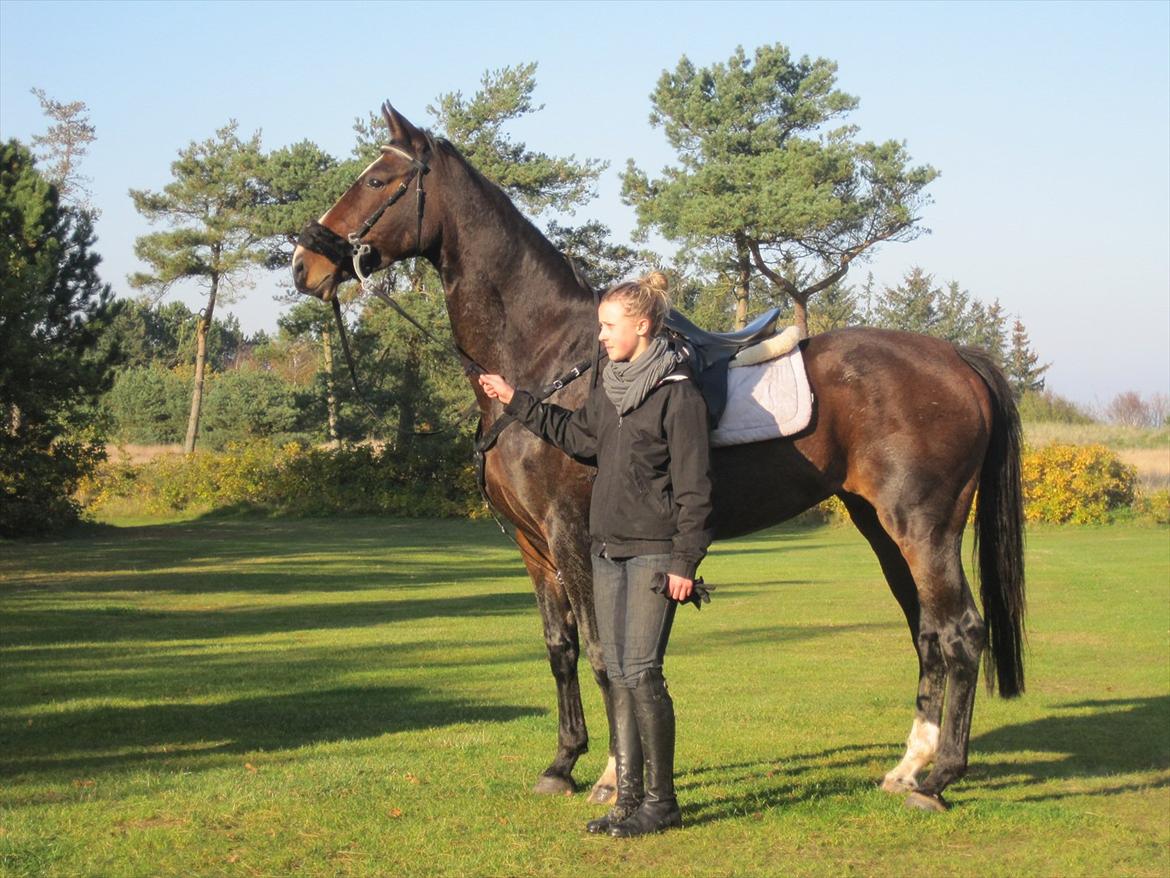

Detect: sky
1,0,1167,406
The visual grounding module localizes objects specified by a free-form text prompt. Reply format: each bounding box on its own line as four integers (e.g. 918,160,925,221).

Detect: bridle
293,138,598,449
294,135,600,555
296,143,431,292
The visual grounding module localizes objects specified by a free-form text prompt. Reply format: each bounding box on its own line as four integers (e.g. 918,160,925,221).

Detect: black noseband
295,143,430,285
296,220,380,275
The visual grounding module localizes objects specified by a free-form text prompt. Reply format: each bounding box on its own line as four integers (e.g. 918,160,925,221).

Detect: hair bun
641,271,669,295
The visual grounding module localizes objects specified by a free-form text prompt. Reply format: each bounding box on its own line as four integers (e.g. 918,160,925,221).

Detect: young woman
478,271,713,838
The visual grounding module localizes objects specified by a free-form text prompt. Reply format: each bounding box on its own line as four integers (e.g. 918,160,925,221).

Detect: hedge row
79,441,1166,526
80,441,482,520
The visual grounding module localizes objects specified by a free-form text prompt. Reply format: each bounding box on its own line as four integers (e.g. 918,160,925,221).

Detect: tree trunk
396,333,420,452
321,325,340,447
734,235,751,330
792,292,810,339
183,276,218,454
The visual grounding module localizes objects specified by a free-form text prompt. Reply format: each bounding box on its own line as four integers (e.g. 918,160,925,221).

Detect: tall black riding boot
586,683,644,833
609,669,682,837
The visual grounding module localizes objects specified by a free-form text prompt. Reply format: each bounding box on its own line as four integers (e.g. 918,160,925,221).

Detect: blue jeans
592,551,677,689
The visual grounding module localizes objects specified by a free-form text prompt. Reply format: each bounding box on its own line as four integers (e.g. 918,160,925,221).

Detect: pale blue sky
1,0,1167,404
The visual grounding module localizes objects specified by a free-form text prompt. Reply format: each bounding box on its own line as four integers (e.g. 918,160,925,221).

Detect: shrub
1,437,105,536
1022,443,1136,524
1135,489,1170,526
104,364,191,444
80,439,482,520
1017,389,1095,425
201,369,307,448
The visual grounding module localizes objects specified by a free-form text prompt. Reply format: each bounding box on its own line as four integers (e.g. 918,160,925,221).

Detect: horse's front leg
517,530,589,794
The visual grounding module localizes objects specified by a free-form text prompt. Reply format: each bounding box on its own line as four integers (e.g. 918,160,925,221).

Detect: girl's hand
667,574,693,603
478,373,515,405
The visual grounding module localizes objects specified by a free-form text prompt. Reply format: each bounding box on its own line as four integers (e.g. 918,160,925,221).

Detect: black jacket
505,369,714,579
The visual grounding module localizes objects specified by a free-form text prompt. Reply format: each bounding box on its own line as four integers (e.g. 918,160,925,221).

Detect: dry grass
104,443,183,465
1023,421,1170,450
1117,448,1170,490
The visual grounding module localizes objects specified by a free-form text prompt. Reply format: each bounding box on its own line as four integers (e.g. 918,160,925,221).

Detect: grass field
2,517,1167,877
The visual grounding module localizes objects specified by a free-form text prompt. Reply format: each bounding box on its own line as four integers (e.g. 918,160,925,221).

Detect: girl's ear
635,316,651,337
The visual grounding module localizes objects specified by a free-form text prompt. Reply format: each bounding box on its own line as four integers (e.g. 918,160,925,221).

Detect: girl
478,271,713,838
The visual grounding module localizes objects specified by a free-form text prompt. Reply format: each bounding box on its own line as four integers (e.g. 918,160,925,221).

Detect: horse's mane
425,133,595,302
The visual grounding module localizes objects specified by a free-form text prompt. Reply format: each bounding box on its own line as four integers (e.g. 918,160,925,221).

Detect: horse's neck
430,162,596,386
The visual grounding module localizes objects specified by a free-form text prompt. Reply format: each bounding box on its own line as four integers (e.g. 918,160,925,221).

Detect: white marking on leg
882,717,940,792
600,754,617,788
587,755,619,805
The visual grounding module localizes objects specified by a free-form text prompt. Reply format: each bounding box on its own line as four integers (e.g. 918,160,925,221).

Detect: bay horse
291,103,1025,812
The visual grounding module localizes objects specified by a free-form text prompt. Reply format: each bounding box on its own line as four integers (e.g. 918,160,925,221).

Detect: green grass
2,517,1167,877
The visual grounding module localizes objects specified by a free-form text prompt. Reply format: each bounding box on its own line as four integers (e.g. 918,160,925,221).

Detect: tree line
3,44,1079,535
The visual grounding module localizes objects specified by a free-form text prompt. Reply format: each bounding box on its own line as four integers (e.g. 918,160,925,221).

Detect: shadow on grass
3,590,537,649
2,518,527,596
679,697,1170,824
969,695,1170,800
701,620,901,649
1,684,544,780
677,742,900,825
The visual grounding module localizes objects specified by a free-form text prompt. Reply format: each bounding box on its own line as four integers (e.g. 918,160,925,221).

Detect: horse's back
710,327,994,537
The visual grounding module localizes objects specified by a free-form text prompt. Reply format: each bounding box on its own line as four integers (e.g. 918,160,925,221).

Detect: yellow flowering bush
1022,443,1136,524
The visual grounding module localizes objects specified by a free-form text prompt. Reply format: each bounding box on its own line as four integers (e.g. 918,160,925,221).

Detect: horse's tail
957,346,1026,698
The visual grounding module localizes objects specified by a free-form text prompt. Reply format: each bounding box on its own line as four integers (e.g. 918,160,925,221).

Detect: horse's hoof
586,783,617,805
532,774,575,796
904,791,948,812
879,775,917,794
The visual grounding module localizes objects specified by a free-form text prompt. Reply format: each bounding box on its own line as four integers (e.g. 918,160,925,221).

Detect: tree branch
747,239,799,297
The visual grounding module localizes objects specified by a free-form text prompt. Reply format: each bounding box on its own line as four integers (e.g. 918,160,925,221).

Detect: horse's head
292,102,435,300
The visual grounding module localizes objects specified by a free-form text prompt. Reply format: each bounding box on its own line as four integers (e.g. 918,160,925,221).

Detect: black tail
958,347,1026,698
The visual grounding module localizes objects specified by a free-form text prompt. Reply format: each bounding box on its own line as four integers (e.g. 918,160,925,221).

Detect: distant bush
1135,489,1170,526
104,365,191,444
1017,389,1094,425
79,440,481,520
201,369,306,447
1022,443,1136,524
104,365,322,449
1105,391,1169,428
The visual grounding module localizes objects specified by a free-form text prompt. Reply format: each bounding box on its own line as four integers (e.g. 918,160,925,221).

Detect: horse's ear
381,101,418,145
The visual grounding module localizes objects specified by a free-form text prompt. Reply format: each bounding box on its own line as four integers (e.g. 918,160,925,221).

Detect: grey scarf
602,335,681,416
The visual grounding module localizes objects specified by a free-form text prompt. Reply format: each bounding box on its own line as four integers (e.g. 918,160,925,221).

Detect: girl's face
598,300,651,363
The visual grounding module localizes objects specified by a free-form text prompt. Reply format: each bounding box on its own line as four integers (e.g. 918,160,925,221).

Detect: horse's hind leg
883,510,986,810
911,573,986,809
841,494,946,794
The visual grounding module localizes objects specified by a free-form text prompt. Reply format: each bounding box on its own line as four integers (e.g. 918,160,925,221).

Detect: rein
296,138,601,545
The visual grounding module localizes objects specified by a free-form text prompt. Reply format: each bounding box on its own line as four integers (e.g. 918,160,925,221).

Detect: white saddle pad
710,346,813,447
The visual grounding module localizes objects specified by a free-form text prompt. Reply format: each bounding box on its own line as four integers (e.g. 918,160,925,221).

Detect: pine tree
970,299,1008,364
29,88,97,214
1005,319,1048,398
873,267,938,333
622,44,937,336
129,122,267,453
0,140,117,534
427,63,605,217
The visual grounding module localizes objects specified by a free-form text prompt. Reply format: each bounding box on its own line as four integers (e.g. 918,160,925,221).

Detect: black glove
650,571,715,610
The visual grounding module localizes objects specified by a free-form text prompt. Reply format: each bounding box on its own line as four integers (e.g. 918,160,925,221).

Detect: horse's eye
367,177,386,190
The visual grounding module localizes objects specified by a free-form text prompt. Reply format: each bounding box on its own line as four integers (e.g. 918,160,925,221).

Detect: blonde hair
601,271,671,336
